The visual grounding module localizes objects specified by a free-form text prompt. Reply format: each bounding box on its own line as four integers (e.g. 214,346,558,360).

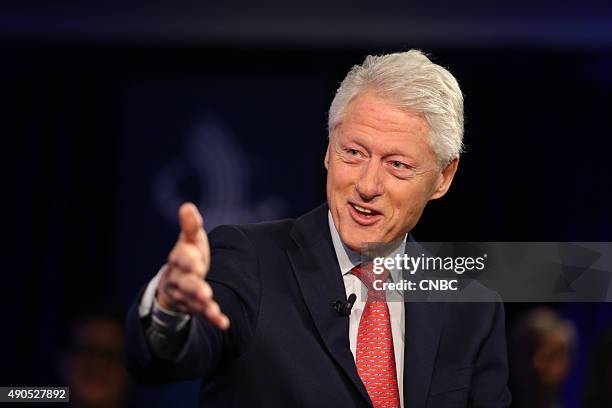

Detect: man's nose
355,160,383,200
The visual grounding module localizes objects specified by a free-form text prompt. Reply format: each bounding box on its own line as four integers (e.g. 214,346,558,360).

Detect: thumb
179,202,204,243
178,202,211,273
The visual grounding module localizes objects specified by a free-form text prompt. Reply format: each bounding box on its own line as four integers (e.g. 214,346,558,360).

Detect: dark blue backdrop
2,9,612,406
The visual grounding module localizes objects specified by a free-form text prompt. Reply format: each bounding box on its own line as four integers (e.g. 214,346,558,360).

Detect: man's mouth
352,203,374,215
348,202,382,225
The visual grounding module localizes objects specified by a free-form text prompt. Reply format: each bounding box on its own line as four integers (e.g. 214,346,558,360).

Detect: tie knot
351,263,389,293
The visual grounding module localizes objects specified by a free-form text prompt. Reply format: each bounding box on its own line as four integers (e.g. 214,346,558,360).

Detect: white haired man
126,50,511,407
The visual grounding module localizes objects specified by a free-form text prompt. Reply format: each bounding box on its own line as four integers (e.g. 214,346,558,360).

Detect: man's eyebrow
337,140,419,161
335,132,421,161
335,137,367,149
381,149,418,162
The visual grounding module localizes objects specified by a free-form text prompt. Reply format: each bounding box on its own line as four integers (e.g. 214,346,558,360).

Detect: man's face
325,91,458,252
68,319,127,406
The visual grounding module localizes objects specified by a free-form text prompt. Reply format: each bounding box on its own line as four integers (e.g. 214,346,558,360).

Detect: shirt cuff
138,264,191,332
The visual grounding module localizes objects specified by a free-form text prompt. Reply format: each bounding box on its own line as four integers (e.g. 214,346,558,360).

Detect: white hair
328,50,464,165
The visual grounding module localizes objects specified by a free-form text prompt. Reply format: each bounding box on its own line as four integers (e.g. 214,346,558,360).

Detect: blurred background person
60,307,129,408
583,327,612,408
510,307,577,408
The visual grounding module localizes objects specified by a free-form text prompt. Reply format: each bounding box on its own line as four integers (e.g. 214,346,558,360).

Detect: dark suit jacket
126,203,511,407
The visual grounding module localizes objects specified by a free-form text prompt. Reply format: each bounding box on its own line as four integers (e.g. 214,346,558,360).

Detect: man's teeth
353,204,372,214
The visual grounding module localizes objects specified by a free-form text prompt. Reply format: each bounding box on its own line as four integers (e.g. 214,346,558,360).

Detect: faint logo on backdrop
152,115,286,229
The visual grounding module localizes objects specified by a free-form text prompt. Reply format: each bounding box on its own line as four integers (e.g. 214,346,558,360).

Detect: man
64,308,129,408
510,308,576,408
126,50,511,407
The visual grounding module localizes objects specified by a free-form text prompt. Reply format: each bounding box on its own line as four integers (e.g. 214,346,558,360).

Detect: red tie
352,263,400,408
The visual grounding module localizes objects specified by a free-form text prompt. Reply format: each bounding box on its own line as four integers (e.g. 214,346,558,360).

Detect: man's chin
343,242,362,252
339,231,380,253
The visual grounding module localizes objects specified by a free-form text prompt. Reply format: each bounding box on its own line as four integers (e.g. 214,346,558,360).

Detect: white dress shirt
140,211,406,407
327,211,406,408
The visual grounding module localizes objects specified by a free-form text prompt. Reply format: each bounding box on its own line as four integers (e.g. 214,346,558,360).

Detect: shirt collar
327,210,406,284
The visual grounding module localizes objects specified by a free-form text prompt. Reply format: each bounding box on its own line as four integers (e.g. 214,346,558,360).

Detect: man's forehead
346,91,410,116
333,117,431,157
339,93,428,130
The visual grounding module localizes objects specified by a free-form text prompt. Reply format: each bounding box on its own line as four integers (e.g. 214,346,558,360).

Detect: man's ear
324,144,330,170
430,157,459,200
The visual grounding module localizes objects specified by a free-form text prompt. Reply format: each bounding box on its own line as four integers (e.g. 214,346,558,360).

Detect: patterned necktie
352,263,400,408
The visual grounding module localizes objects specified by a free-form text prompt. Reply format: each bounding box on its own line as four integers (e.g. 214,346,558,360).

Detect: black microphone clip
333,293,357,317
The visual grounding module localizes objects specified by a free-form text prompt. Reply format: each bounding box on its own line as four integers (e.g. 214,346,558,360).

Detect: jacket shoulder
208,217,297,251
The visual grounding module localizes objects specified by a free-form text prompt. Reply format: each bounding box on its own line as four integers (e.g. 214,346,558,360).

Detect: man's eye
391,161,407,169
347,149,360,156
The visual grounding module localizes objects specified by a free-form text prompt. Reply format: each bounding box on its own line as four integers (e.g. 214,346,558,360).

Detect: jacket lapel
287,204,373,407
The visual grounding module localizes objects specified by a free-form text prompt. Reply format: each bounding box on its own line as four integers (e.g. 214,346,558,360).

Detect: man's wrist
139,265,192,360
152,294,191,332
138,264,191,332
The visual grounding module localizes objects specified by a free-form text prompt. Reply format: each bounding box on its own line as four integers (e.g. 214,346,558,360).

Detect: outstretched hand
156,202,230,330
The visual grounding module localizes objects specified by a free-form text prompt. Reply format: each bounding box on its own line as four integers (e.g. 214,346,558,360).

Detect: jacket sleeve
468,295,512,407
125,224,261,385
